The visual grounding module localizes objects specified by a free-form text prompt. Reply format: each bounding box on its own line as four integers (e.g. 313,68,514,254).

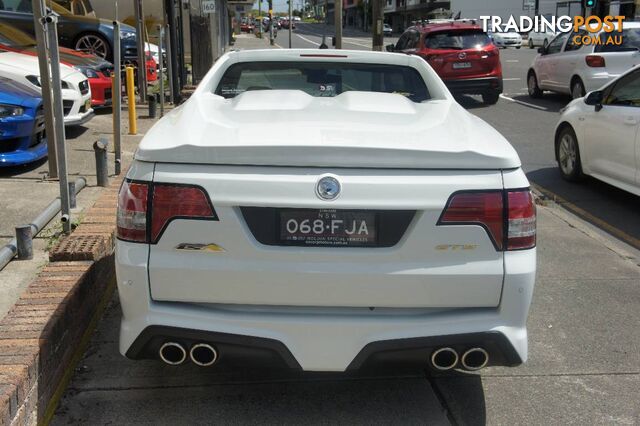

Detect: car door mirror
537,46,546,55
584,90,603,111
386,44,395,52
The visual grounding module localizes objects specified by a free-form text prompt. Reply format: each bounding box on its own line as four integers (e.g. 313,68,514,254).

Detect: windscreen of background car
215,61,431,102
0,23,36,47
425,30,492,50
596,28,640,52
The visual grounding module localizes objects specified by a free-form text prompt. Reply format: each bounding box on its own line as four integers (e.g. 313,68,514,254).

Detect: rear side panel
147,164,505,308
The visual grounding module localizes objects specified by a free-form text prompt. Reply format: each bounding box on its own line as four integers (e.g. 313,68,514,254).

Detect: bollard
93,138,109,187
148,94,157,118
15,225,33,260
68,181,76,208
126,66,137,135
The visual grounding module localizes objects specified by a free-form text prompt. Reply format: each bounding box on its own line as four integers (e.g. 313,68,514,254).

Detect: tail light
117,180,217,244
438,189,536,251
585,55,605,67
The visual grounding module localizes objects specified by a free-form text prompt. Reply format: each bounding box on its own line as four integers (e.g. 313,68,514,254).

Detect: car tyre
571,78,585,99
556,126,584,182
516,45,521,49
528,39,534,49
527,71,543,98
482,92,500,105
75,33,111,60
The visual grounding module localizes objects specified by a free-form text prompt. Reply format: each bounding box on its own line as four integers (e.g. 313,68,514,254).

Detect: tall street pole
31,0,57,178
269,0,274,45
334,0,342,48
372,0,383,51
289,0,293,47
134,0,147,102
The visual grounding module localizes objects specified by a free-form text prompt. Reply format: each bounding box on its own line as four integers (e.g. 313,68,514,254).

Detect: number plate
452,62,472,69
279,209,377,246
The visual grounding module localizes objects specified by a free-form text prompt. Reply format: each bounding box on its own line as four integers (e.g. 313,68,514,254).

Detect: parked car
0,49,93,126
145,42,166,71
0,0,137,62
527,28,556,49
0,76,47,166
488,28,522,49
240,21,254,33
281,19,295,29
115,49,536,373
383,23,393,37
554,65,640,196
528,22,640,99
387,22,503,104
52,0,95,17
0,22,112,107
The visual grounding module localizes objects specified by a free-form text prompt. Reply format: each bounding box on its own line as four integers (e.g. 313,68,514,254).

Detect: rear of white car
116,50,536,372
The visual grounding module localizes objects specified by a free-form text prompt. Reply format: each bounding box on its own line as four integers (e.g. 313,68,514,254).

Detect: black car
0,0,137,62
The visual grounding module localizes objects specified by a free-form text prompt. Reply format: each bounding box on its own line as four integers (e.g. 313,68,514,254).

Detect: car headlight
0,104,24,118
120,30,137,41
75,66,99,78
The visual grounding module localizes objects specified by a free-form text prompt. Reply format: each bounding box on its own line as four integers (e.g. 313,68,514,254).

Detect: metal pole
113,19,122,176
372,0,383,51
335,0,342,48
68,181,76,208
43,15,71,234
158,25,165,117
93,139,109,187
134,0,147,102
0,177,86,272
126,66,137,134
31,0,57,179
289,0,293,48
15,226,33,260
269,0,274,45
165,23,174,104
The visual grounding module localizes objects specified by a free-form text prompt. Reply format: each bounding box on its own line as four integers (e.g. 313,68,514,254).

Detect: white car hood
0,51,78,80
136,90,521,170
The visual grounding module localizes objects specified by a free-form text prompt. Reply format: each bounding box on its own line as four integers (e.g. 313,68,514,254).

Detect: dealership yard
46,28,640,424
1,24,638,424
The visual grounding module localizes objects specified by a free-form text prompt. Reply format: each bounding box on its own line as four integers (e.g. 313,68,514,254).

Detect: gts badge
435,244,478,251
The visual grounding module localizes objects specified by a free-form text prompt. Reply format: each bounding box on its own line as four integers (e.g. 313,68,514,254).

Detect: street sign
202,0,216,14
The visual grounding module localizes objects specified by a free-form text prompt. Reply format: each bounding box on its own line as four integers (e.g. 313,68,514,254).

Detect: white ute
116,49,537,372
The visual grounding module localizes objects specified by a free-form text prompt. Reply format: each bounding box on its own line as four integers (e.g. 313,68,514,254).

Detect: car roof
410,22,482,34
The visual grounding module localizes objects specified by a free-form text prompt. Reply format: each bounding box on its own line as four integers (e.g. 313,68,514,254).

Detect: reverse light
116,180,217,244
585,55,605,67
438,189,536,251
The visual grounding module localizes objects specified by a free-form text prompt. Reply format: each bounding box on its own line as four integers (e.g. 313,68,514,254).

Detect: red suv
388,22,503,104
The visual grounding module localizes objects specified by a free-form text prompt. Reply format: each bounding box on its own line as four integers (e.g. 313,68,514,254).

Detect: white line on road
505,60,519,63
499,94,548,110
295,34,321,46
503,78,521,81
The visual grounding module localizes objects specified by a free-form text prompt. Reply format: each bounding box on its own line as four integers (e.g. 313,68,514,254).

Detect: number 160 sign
202,0,216,13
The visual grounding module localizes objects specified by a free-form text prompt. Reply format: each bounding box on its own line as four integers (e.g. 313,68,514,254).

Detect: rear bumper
89,75,113,107
117,241,536,372
443,77,503,96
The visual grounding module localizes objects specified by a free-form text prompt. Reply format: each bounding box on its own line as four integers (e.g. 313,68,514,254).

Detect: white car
115,49,537,372
527,29,556,49
528,22,640,100
554,65,640,196
489,29,522,49
0,50,93,126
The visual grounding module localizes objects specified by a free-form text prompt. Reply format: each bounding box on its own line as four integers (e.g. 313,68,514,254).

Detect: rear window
596,28,640,52
425,30,492,50
215,61,431,102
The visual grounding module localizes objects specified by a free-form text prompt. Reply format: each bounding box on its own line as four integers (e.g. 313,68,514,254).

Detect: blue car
0,76,47,167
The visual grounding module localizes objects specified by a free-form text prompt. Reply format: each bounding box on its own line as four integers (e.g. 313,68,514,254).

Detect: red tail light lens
438,189,536,251
117,181,217,244
438,191,505,250
506,190,536,250
150,184,216,243
585,55,605,67
117,181,149,243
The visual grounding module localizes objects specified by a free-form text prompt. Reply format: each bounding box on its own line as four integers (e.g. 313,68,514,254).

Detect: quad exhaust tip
159,342,187,365
431,347,459,371
461,347,489,371
189,343,219,367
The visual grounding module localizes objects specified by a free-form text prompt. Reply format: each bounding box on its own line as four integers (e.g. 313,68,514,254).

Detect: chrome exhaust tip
461,348,489,370
430,347,459,371
189,343,218,367
159,342,187,365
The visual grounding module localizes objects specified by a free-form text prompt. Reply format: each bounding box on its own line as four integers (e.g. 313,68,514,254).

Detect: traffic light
585,0,597,8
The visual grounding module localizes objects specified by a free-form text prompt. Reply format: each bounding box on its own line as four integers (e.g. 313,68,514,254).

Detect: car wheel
528,39,534,49
571,78,585,99
516,45,521,49
556,126,584,181
75,33,111,60
482,92,500,105
527,71,543,98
